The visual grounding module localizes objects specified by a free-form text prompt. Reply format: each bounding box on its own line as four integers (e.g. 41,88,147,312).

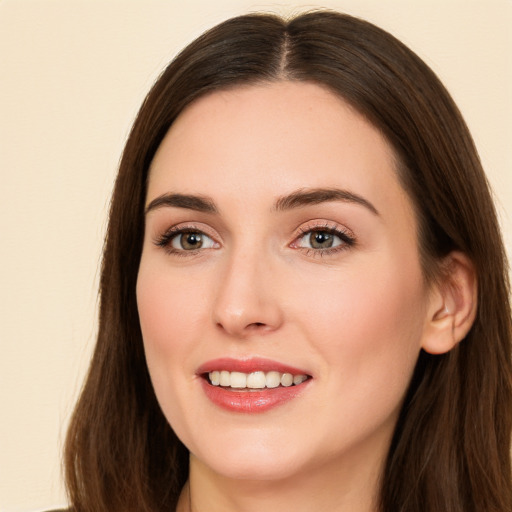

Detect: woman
63,10,512,512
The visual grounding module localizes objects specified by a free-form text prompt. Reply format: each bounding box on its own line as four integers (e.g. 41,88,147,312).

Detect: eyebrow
273,187,379,215
144,187,379,216
145,193,218,215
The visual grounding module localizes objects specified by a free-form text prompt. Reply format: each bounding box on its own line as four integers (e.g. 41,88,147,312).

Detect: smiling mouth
206,370,310,390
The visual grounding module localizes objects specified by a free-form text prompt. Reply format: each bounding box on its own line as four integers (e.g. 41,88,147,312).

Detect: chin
195,450,305,482
187,429,311,482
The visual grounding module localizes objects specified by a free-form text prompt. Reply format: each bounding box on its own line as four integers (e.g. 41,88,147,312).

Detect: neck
176,440,387,512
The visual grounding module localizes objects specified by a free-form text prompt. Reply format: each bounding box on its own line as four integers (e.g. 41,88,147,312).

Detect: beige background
1,0,511,510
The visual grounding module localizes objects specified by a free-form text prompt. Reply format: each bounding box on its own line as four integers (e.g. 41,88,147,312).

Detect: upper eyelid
156,222,219,238
294,219,355,237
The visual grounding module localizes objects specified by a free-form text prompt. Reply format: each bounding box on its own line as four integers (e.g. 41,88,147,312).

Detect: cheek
137,270,174,359
136,261,206,433
285,255,427,453
295,251,426,392
136,262,205,353
136,260,209,419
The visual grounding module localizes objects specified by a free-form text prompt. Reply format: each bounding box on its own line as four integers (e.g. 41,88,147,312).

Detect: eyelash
154,224,216,257
292,222,356,257
153,222,356,258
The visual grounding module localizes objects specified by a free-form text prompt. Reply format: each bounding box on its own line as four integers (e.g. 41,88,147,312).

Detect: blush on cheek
137,266,206,361
136,272,181,361
300,260,425,376
137,275,164,338
136,272,186,423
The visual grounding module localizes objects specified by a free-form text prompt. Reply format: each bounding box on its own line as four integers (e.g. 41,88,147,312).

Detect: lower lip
200,378,310,413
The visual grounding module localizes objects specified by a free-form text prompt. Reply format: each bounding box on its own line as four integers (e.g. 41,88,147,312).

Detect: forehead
147,81,412,223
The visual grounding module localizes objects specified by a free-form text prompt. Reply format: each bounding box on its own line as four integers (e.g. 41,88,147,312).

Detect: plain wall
1,0,511,510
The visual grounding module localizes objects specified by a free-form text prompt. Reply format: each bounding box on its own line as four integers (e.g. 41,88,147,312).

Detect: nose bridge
212,239,282,336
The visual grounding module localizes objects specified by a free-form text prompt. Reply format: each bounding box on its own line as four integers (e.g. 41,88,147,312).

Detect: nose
212,247,284,338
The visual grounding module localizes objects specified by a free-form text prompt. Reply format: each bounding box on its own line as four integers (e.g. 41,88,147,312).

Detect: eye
291,224,356,255
154,226,218,255
170,231,216,251
298,230,343,249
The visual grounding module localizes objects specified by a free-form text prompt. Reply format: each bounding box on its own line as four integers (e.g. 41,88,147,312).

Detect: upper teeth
208,370,308,389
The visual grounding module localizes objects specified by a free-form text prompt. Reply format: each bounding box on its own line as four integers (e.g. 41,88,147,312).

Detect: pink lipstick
197,357,312,413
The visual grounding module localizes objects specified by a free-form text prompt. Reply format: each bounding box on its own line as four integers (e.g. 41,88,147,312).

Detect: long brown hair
64,11,512,512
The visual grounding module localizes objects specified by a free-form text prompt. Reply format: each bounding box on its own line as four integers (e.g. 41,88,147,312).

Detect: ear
421,251,478,355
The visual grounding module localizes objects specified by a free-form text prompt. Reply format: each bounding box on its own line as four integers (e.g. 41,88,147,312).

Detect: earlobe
421,251,478,355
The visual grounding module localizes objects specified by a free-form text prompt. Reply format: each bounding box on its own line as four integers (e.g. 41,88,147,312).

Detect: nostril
248,322,266,329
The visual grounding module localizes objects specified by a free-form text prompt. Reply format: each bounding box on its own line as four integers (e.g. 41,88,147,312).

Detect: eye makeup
290,220,356,258
152,218,357,259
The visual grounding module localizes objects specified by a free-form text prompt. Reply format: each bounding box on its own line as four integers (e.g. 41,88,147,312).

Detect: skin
136,81,458,512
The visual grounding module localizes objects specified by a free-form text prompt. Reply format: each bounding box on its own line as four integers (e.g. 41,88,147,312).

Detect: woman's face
137,82,434,483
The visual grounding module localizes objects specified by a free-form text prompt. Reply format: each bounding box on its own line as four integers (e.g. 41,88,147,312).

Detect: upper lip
197,357,311,376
